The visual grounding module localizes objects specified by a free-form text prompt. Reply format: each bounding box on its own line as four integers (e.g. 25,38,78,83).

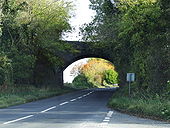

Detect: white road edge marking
3,115,34,125
59,101,69,106
40,106,56,113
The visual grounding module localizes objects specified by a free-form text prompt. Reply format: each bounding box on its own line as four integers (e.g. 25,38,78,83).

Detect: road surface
0,88,169,128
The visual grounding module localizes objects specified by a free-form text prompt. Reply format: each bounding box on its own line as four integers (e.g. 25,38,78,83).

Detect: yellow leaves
81,58,115,87
82,59,114,76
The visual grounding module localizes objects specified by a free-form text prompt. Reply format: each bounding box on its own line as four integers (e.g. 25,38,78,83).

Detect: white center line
78,96,82,99
70,99,77,102
3,115,34,125
59,101,69,106
40,106,56,113
3,92,94,125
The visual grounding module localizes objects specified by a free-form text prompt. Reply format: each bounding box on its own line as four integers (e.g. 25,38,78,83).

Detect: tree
1,0,74,86
70,62,84,78
81,58,117,88
116,0,169,91
82,0,169,92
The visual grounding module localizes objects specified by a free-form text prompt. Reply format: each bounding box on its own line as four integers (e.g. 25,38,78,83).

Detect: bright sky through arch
62,0,96,41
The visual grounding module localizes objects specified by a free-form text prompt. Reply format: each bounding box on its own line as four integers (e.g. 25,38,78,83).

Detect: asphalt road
0,88,170,128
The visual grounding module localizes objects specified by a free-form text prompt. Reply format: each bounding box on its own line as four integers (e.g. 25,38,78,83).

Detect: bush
72,75,93,89
105,69,118,84
12,53,36,84
108,86,170,121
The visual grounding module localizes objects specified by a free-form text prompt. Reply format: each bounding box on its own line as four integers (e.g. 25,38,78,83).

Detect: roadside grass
64,83,92,90
108,86,170,121
0,85,76,108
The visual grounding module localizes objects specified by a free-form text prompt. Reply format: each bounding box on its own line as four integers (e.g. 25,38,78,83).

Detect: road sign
126,73,135,96
127,73,135,82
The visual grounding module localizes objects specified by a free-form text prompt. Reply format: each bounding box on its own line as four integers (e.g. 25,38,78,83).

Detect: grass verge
108,86,170,122
0,85,76,108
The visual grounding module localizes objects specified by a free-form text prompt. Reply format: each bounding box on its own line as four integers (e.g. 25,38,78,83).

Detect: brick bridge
38,41,112,87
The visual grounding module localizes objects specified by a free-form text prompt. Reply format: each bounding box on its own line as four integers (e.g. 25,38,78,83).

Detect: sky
62,0,96,41
63,58,89,83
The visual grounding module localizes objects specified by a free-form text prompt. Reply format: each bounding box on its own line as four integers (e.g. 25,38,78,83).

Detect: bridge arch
36,41,120,87
54,41,116,87
63,57,118,88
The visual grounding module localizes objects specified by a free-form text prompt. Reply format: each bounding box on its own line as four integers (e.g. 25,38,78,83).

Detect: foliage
105,69,118,84
0,52,12,86
0,85,75,108
81,58,118,88
0,0,73,86
0,1,2,37
81,0,117,56
161,107,170,120
11,51,36,84
70,62,84,78
166,80,170,92
72,75,93,89
82,0,169,93
108,86,170,121
116,0,169,91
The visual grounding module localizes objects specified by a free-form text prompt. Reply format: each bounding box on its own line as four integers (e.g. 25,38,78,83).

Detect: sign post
127,73,135,96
